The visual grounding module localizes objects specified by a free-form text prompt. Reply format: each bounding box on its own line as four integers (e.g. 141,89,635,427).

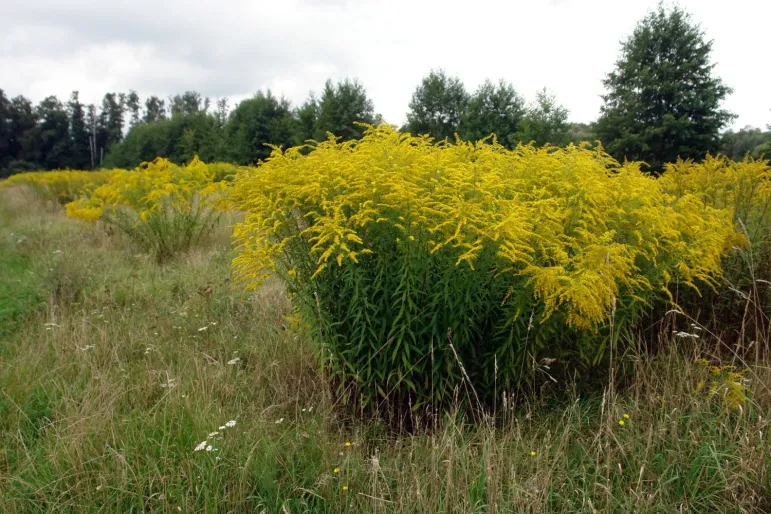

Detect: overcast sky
2,0,768,130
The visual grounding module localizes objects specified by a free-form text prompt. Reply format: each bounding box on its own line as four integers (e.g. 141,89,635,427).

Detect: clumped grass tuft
0,188,769,513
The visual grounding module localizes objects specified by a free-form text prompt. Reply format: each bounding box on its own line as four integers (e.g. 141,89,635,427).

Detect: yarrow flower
225,420,237,428
227,357,240,365
194,440,208,452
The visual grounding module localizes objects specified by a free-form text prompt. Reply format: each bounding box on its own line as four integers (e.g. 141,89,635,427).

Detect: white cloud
2,0,768,129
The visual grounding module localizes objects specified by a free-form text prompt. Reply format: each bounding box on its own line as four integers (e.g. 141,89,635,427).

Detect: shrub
66,157,229,262
206,162,243,184
1,169,117,204
231,125,736,415
659,156,771,345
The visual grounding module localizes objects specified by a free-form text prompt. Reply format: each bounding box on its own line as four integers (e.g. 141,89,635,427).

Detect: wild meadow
0,127,769,513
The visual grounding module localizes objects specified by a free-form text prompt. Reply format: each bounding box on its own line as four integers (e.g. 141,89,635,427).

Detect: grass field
0,187,769,513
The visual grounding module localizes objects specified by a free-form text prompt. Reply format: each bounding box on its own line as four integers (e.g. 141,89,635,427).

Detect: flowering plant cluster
230,124,738,413
66,157,232,261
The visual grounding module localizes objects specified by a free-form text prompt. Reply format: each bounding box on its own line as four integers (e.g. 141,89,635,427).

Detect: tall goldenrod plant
231,125,736,414
67,157,229,262
660,156,771,347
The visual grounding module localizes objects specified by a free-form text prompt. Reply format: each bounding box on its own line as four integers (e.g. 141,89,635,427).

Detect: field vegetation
1,5,770,512
1,130,770,512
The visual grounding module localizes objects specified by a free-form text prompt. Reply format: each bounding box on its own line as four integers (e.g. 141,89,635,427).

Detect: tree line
1,4,768,178
0,77,585,177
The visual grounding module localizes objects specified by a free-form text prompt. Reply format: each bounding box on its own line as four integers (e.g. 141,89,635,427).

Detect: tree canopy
594,3,735,172
405,70,469,142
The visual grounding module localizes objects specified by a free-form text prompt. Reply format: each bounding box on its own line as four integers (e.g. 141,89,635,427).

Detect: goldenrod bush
660,156,771,343
67,157,230,262
231,125,737,414
206,162,243,183
1,169,117,204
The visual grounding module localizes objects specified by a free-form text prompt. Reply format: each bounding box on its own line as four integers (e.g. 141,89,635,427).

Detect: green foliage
721,126,771,161
517,88,571,147
405,69,469,141
68,91,91,169
313,79,376,141
595,3,735,172
460,79,525,148
567,122,596,145
226,91,296,165
98,92,126,153
103,112,225,168
143,95,167,123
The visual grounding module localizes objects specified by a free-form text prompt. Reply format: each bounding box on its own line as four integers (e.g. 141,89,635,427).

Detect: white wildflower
197,326,208,332
206,445,214,452
208,431,220,438
225,420,237,428
674,331,699,339
52,249,62,254
227,357,240,365
194,440,208,452
275,418,284,424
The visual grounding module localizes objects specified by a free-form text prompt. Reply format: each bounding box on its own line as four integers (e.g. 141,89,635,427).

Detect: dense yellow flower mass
659,154,771,238
66,157,229,222
232,124,734,330
64,157,232,261
2,169,118,204
230,124,743,409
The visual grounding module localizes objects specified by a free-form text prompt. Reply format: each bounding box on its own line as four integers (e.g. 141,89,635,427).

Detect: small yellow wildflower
433,445,439,451
618,420,625,427
623,413,630,420
333,467,340,473
529,451,536,456
345,441,351,447
342,485,349,491
287,269,297,279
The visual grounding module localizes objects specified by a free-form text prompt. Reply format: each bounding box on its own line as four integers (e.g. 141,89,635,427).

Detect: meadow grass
0,187,769,513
